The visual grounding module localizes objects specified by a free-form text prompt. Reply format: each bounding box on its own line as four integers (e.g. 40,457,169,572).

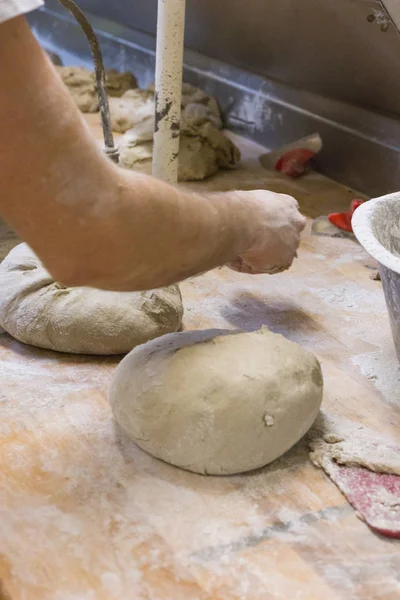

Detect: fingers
228,190,306,276
227,257,292,275
226,258,255,274
294,211,307,232
227,258,261,274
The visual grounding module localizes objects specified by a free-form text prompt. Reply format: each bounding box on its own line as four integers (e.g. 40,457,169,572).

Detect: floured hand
227,190,306,274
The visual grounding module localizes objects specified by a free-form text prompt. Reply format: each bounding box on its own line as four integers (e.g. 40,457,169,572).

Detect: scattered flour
307,282,386,313
351,346,400,406
1,205,399,597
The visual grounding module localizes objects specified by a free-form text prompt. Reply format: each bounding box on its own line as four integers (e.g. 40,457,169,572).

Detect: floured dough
0,244,183,355
181,83,223,129
179,121,240,180
111,83,222,134
118,117,240,181
115,84,240,181
55,66,137,113
110,327,323,475
308,414,400,534
309,414,400,475
55,66,98,112
105,69,138,97
57,65,240,180
109,89,155,134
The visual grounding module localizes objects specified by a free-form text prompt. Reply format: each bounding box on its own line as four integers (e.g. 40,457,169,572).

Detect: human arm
0,16,305,291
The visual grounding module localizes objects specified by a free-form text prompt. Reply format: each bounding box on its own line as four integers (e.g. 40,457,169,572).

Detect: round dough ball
0,244,183,355
110,327,323,475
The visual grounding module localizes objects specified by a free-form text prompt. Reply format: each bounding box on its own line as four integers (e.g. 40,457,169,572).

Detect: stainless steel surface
353,194,400,363
29,6,400,196
45,0,400,116
379,265,400,362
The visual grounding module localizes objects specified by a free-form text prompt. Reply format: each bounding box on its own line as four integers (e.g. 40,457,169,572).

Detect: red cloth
328,199,364,233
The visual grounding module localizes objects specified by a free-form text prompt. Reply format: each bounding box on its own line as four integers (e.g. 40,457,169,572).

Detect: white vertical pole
153,0,186,184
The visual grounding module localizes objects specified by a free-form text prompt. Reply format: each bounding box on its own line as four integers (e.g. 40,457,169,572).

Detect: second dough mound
0,244,183,355
110,327,323,474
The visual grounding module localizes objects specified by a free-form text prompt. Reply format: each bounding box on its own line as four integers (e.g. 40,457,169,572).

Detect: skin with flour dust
0,15,305,293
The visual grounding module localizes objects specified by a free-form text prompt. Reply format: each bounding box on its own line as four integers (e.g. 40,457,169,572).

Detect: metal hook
56,0,119,163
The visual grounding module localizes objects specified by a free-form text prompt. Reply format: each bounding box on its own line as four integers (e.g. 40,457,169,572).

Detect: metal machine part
353,193,400,363
56,0,119,162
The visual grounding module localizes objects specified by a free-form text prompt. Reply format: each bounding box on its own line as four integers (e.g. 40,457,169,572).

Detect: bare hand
228,191,306,274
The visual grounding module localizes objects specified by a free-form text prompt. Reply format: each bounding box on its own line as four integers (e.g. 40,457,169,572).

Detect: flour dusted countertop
0,117,399,599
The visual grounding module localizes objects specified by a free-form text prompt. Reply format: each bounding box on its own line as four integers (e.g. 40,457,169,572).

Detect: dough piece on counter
116,85,240,181
179,121,240,180
109,89,155,133
125,82,223,131
181,82,223,129
55,66,137,113
110,83,223,134
309,414,400,475
105,69,138,97
118,118,240,180
116,119,154,173
110,327,323,475
308,414,400,536
0,244,183,355
55,66,99,113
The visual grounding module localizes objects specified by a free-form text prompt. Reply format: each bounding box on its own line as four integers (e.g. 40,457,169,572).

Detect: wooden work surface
1,117,399,600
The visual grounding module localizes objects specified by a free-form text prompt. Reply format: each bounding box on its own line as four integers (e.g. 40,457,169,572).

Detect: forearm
90,173,255,290
0,17,254,290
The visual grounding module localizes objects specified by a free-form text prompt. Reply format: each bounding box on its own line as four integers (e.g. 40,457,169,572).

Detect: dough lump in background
180,83,223,129
55,63,240,180
110,83,223,135
55,66,137,113
105,69,138,98
110,327,323,475
118,117,240,181
109,88,155,134
115,84,240,181
0,244,183,355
